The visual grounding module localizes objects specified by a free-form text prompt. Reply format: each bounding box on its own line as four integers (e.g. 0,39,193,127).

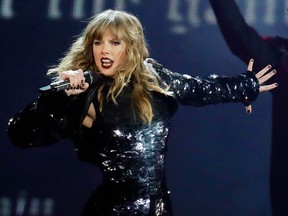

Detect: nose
101,43,110,54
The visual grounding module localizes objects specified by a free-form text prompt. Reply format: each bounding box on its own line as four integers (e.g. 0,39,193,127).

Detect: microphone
39,71,94,93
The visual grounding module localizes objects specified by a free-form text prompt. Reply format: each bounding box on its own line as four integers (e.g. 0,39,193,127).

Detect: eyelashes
93,40,121,46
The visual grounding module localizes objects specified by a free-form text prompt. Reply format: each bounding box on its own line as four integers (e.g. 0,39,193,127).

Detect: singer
7,9,277,216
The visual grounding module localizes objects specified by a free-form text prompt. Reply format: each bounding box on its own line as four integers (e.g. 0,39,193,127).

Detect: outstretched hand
245,59,278,114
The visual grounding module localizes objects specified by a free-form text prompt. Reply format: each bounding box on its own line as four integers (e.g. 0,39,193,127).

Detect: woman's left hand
245,58,278,113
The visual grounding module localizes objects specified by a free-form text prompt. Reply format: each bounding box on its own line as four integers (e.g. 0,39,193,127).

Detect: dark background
0,0,286,215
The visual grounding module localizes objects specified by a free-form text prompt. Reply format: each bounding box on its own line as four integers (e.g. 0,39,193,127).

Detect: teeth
101,58,113,67
101,58,112,63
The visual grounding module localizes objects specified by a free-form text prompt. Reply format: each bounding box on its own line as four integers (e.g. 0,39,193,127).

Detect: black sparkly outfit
7,58,260,216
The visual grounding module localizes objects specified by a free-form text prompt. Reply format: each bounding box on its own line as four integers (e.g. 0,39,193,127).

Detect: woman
7,9,277,216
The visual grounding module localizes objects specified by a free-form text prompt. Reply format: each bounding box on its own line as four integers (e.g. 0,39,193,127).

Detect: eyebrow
93,37,121,41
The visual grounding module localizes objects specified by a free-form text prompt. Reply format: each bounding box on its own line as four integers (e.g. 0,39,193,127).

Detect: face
93,31,127,77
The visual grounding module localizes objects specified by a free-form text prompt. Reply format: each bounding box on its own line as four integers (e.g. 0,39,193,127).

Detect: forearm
147,58,260,106
7,91,83,147
209,0,279,68
169,71,259,106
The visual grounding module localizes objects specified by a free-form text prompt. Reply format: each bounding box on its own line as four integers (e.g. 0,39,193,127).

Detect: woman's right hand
60,69,89,96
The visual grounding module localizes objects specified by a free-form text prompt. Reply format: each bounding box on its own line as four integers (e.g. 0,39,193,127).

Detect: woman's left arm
149,58,277,106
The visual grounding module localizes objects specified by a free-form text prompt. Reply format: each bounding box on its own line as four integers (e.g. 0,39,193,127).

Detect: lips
101,57,113,69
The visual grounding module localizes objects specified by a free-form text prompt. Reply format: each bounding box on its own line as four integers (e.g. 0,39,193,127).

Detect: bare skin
245,58,278,113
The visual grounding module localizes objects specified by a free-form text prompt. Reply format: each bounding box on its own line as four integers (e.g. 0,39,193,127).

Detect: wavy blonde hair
48,9,169,124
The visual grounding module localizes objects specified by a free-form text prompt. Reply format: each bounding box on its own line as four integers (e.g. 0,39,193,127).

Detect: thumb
245,105,252,114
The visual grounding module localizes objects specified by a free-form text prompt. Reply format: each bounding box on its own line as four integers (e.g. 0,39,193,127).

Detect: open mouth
101,58,114,69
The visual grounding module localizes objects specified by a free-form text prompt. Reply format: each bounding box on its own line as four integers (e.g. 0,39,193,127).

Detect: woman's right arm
7,91,84,147
7,69,98,147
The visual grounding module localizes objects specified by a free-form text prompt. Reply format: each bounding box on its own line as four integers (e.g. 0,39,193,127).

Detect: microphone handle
39,71,93,93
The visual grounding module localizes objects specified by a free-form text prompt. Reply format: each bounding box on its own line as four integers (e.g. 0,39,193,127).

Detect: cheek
119,49,127,61
92,47,97,60
118,44,127,60
93,48,100,64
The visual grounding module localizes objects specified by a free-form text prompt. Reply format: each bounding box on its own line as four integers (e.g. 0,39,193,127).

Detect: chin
99,70,116,77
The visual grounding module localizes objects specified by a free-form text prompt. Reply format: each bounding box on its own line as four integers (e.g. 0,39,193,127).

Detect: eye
93,40,101,46
111,41,121,46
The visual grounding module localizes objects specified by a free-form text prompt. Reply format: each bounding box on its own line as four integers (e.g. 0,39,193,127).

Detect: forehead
100,30,118,39
94,26,123,41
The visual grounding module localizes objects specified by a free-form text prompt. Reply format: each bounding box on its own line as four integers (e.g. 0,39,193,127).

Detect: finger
65,88,86,96
71,70,83,87
258,69,277,84
255,64,272,79
245,105,252,114
72,72,82,88
76,69,85,82
80,82,89,90
66,70,83,88
247,59,254,72
61,70,77,88
70,72,78,88
259,83,278,92
60,71,71,80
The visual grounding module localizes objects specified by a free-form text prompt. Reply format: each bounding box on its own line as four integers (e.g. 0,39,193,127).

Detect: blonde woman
7,9,277,216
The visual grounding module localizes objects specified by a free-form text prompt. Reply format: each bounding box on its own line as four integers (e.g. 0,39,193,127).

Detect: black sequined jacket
7,58,260,215
7,58,259,151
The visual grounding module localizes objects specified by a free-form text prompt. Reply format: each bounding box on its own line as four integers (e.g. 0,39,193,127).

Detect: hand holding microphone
39,69,94,95
60,69,90,96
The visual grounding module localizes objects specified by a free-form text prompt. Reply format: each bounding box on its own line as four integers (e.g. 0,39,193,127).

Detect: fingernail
273,69,277,74
246,110,251,114
268,65,272,69
275,83,278,87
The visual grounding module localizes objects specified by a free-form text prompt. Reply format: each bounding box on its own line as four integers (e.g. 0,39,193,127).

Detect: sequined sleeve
7,91,84,147
145,58,260,106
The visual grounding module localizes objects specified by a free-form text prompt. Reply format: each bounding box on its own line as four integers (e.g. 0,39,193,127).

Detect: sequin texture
6,58,260,216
